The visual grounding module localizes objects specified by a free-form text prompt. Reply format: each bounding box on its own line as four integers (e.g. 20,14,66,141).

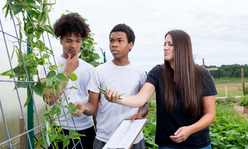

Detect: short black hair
53,13,90,39
109,23,135,45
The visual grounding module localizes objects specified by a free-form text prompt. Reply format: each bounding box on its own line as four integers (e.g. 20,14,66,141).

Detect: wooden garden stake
225,86,228,97
19,117,27,149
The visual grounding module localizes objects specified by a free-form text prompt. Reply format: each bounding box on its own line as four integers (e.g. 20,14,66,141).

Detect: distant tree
207,64,248,78
227,69,234,78
244,69,248,77
234,69,241,78
219,68,227,78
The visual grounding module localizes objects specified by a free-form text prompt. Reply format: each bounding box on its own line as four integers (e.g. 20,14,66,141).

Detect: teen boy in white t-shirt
39,13,95,149
74,24,148,149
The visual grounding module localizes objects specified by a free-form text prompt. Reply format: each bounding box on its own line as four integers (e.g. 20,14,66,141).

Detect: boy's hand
64,53,79,74
74,101,86,117
130,113,142,123
105,89,120,103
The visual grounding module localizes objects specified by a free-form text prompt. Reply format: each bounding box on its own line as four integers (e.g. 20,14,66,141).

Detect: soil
239,113,248,119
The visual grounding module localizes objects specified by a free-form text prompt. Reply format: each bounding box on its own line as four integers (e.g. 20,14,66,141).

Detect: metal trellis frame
0,1,85,148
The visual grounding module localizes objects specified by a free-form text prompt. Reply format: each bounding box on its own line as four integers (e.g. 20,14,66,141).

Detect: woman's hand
170,126,192,143
105,89,121,103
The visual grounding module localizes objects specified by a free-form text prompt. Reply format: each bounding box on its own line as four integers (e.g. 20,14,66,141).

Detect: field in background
214,78,247,97
149,78,247,99
214,79,248,88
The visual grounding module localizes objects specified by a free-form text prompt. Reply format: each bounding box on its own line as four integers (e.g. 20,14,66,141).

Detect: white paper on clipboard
103,117,148,149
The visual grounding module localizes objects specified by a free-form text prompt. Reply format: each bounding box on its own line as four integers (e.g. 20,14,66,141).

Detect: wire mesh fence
0,1,85,148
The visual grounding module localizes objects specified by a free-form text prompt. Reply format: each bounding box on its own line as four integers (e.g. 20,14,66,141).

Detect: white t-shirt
87,60,147,144
39,56,94,130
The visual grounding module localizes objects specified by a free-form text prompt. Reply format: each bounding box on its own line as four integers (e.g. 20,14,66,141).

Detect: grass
214,79,248,88
216,90,244,97
149,78,247,99
214,78,247,97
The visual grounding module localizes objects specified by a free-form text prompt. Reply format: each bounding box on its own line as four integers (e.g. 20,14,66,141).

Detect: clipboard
103,117,149,149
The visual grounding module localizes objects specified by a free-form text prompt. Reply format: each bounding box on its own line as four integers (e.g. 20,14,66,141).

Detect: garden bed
234,105,248,113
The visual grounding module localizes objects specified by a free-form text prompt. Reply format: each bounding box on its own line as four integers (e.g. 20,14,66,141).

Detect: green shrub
238,95,248,106
210,104,248,149
216,95,237,105
144,101,157,149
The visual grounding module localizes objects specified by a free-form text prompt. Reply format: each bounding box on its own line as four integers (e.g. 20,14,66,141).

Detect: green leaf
68,102,77,110
67,73,77,81
38,58,45,65
50,133,57,142
0,69,13,78
56,101,63,107
69,129,76,137
69,129,84,139
44,25,55,36
42,111,50,122
52,121,60,127
13,66,23,77
54,80,62,92
29,3,40,10
49,104,61,116
44,78,52,88
43,53,50,59
81,106,90,111
67,102,79,115
24,22,34,34
63,135,70,149
56,73,68,83
11,3,26,15
46,70,56,79
36,136,46,146
32,82,45,96
49,65,58,71
16,82,29,89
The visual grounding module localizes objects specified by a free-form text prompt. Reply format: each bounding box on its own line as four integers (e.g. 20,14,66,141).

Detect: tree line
204,64,248,78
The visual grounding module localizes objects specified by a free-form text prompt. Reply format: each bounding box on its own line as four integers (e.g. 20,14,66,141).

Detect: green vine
1,1,92,148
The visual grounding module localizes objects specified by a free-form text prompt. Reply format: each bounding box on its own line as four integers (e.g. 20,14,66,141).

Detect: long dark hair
163,30,205,117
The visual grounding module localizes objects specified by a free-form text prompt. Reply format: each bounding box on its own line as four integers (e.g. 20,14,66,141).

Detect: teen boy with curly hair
39,13,95,149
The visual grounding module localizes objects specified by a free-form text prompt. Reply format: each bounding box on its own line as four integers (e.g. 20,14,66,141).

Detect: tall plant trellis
0,1,91,149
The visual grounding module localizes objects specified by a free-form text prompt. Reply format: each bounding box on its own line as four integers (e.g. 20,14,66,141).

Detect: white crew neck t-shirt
87,60,147,144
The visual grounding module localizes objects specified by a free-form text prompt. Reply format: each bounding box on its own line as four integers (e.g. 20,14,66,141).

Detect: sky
1,0,248,72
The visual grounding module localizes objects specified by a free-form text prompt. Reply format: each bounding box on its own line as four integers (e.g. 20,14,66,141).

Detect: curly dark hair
109,23,135,45
53,13,90,39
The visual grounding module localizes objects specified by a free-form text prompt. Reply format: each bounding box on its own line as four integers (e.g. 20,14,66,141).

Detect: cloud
1,0,248,72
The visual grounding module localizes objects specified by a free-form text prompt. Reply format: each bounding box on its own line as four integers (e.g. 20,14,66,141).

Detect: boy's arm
84,91,100,116
130,102,149,122
138,102,149,117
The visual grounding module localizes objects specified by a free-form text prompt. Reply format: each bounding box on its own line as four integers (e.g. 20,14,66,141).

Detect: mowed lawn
149,79,247,99
214,79,248,88
214,79,247,97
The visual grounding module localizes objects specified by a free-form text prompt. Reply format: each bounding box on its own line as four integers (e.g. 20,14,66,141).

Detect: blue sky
1,0,248,72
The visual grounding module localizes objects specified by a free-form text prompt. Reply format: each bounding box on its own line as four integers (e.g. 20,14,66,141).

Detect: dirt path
216,86,240,91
